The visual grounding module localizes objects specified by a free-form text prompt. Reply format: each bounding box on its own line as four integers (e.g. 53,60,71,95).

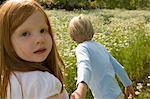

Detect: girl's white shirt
7,71,68,99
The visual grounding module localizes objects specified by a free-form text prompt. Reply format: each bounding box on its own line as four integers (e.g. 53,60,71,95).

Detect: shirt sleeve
8,71,62,99
108,53,132,87
76,45,92,86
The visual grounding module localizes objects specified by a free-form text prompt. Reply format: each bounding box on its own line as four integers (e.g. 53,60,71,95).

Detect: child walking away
0,0,68,99
68,14,135,99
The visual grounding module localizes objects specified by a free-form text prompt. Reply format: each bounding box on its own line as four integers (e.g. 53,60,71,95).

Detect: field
45,9,150,98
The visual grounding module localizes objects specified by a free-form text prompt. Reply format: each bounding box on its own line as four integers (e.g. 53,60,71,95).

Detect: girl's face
11,11,52,62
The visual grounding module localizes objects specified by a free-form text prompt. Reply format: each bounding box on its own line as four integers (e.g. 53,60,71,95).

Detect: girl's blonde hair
0,0,64,98
68,14,94,37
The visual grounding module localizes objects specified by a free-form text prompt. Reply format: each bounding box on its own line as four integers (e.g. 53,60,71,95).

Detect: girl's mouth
34,48,46,54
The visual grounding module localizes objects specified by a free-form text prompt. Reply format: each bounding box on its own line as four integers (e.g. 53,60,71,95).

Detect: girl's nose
35,34,44,45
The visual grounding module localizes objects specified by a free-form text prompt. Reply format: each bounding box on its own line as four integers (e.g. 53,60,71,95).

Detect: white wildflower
135,91,140,95
147,83,150,87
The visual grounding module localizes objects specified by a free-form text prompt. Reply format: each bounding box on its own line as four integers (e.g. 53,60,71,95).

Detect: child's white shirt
7,71,68,99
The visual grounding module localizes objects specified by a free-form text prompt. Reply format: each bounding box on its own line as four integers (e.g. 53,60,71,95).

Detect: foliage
38,0,150,10
96,0,150,10
38,0,93,10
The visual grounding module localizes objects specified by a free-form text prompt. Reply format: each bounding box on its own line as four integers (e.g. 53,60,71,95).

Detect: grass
45,9,150,98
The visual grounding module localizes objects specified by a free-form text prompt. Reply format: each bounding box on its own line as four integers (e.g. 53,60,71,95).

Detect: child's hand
125,85,136,98
70,90,84,99
70,82,88,99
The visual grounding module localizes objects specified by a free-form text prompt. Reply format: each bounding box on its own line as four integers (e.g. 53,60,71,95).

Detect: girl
0,0,68,99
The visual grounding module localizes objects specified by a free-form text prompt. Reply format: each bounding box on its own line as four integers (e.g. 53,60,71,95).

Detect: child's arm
109,53,132,86
70,81,88,99
108,53,135,97
70,46,92,99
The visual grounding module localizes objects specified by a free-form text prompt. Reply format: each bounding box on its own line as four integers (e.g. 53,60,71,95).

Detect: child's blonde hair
68,14,94,36
0,0,64,98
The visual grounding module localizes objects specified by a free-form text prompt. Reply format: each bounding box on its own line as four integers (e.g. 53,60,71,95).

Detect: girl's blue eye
21,32,30,37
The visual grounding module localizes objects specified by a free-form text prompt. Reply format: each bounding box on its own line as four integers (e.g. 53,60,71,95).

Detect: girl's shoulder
12,71,59,81
8,71,62,98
